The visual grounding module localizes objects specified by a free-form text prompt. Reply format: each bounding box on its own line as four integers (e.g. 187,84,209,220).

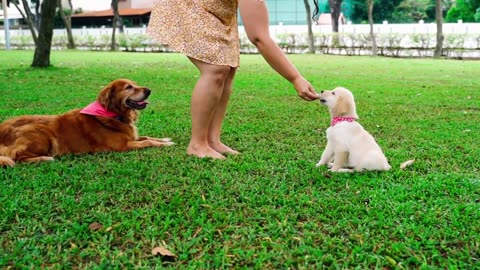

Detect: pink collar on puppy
80,101,118,118
331,116,356,127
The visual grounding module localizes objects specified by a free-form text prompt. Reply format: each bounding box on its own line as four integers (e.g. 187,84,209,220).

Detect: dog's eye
332,92,335,95
125,85,134,90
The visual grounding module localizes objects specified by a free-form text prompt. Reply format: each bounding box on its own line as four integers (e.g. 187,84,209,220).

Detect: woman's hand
292,76,319,101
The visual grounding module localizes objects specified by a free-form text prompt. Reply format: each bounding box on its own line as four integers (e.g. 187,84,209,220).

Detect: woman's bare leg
208,67,240,155
187,57,230,159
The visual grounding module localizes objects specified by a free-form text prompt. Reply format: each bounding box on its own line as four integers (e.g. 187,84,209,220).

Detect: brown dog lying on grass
0,79,173,167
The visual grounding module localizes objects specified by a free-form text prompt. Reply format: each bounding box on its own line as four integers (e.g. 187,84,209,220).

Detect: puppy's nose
321,90,324,94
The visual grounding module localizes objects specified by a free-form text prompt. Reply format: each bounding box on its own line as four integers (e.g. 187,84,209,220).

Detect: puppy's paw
159,138,172,142
327,162,334,168
337,168,354,173
328,166,352,173
316,160,330,167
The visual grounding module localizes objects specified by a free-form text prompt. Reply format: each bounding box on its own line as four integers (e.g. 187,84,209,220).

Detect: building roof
315,13,346,25
72,8,151,18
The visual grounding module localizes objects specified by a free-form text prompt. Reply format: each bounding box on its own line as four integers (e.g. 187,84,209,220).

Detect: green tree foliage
392,0,430,23
315,0,330,14
351,0,403,23
350,0,463,23
314,0,353,21
475,7,480,21
426,0,455,21
446,0,480,22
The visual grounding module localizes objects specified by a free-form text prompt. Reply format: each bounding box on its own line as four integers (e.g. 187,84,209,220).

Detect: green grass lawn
0,50,479,269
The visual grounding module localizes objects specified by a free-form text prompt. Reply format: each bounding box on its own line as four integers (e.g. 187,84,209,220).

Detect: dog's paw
151,140,175,147
159,138,172,142
316,160,329,167
0,157,15,167
328,167,353,173
24,156,55,163
164,141,175,146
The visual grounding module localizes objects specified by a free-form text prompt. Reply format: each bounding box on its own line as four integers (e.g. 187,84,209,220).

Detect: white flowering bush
10,35,35,49
443,33,467,58
377,33,404,57
4,30,479,58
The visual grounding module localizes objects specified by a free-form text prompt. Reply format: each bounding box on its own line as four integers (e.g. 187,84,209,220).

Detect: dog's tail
399,159,415,170
0,156,15,167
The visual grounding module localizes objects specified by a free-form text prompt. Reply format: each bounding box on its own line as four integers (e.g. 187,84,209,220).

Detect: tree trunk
328,0,342,33
304,0,315,53
32,0,40,30
13,0,38,45
367,0,377,56
328,0,342,46
111,0,120,51
58,0,75,49
32,0,57,67
433,0,444,58
2,0,11,49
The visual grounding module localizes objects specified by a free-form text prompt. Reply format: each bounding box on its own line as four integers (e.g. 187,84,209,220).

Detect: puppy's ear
332,95,349,116
332,95,359,118
352,105,359,119
348,95,359,119
98,84,115,111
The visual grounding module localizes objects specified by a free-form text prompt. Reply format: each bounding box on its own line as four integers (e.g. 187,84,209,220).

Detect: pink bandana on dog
331,116,356,127
80,101,118,118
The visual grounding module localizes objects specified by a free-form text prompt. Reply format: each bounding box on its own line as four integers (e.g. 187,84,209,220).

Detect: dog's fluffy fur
316,87,390,172
0,79,173,167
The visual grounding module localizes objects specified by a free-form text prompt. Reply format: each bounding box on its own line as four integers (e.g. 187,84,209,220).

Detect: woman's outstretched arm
239,0,319,101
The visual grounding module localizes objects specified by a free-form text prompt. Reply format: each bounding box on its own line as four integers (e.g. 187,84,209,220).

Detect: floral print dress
147,0,241,67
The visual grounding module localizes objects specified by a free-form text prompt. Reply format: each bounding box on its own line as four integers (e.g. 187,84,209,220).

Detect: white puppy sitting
316,87,391,172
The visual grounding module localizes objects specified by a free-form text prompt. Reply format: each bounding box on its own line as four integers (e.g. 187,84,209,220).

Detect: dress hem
147,32,240,68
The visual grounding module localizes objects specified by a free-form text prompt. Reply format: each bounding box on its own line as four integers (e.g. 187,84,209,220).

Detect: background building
70,0,153,28
70,0,329,28
260,0,311,25
253,0,351,25
0,1,29,28
117,0,153,9
64,0,110,11
2,0,343,29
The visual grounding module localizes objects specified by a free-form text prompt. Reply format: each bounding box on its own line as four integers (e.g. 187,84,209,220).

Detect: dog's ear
332,95,349,116
332,94,358,118
352,104,359,119
348,94,359,119
98,84,115,112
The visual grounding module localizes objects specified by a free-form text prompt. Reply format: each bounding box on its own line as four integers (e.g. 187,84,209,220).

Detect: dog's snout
144,88,151,97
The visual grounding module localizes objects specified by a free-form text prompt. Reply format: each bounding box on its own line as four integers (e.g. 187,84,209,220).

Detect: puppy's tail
399,159,415,170
0,156,15,167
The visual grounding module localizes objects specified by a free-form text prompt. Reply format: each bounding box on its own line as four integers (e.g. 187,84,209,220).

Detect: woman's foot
210,141,240,155
187,144,225,159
